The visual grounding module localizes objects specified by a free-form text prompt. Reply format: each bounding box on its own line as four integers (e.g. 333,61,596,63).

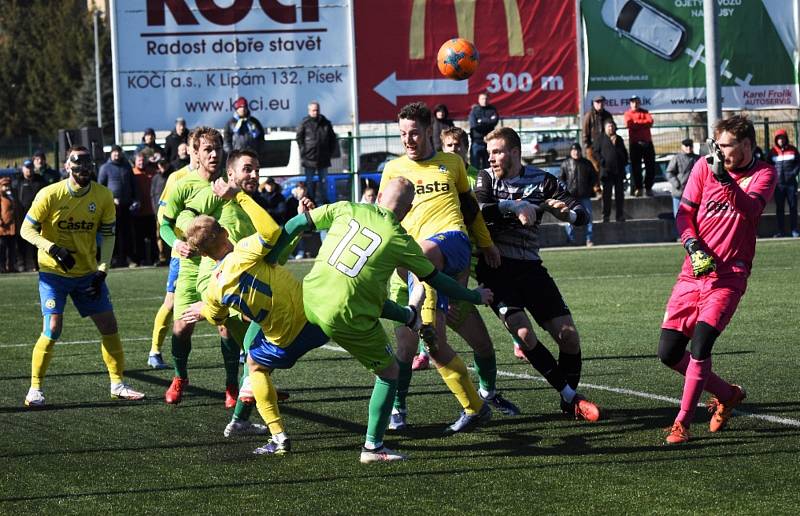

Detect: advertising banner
111,0,353,133
354,0,578,122
583,0,799,113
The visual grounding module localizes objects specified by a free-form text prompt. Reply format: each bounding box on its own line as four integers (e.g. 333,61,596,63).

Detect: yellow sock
31,335,56,389
100,333,125,384
437,354,483,415
250,370,285,435
421,283,437,326
150,303,173,354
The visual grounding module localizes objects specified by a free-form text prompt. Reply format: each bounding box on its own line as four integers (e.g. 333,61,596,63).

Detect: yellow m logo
409,0,524,59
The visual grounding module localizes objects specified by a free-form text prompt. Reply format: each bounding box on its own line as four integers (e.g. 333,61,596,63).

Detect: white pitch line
0,333,220,349
320,343,800,428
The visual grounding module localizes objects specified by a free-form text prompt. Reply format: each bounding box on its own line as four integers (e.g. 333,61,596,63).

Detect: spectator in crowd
360,186,377,204
469,92,499,169
286,181,310,259
593,120,628,223
224,96,265,156
164,117,189,163
150,159,172,264
171,142,191,171
297,101,337,204
0,176,16,272
767,129,799,237
13,160,45,271
666,139,699,217
32,151,61,185
136,128,165,160
431,103,454,152
258,176,287,224
131,152,157,265
581,95,614,198
624,95,656,196
98,145,137,267
560,143,598,246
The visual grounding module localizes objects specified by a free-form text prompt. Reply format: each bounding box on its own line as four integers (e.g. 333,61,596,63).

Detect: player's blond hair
185,215,225,256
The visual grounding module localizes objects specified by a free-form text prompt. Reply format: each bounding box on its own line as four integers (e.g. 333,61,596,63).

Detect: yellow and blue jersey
26,180,115,277
201,233,306,348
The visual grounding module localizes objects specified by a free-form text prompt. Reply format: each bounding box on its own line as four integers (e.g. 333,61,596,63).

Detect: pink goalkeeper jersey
677,157,776,278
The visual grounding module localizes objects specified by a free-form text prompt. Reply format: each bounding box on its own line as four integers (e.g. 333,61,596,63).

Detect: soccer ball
436,38,479,81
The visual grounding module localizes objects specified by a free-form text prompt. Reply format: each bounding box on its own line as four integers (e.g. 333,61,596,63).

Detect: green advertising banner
583,0,799,113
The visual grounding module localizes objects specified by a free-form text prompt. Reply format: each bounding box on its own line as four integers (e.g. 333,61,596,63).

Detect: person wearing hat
136,128,165,160
767,128,799,237
224,96,265,157
164,117,189,163
32,151,61,185
581,95,614,186
666,138,699,217
624,95,656,197
560,143,599,246
258,176,287,224
13,159,45,271
0,175,17,272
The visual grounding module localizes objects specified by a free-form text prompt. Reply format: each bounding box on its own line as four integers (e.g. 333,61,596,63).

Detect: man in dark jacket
98,145,137,266
767,128,799,237
224,96,265,157
296,101,337,204
164,117,189,163
593,120,628,223
432,103,454,151
468,92,499,169
136,128,165,160
666,138,699,217
13,160,45,270
32,151,61,185
560,143,598,245
581,95,614,182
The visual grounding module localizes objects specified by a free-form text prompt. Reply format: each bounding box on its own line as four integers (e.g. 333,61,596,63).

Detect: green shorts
173,256,201,316
315,317,395,374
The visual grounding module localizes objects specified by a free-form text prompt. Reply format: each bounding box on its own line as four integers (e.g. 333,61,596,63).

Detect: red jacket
624,108,653,143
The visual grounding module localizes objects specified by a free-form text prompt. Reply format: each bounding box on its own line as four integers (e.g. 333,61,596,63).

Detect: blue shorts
249,322,329,369
424,230,471,310
39,272,113,317
166,257,180,293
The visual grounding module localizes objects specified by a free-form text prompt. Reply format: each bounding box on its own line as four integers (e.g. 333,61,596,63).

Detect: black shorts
476,256,570,327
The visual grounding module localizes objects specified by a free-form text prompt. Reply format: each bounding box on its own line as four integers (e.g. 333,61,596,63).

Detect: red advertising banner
354,0,578,122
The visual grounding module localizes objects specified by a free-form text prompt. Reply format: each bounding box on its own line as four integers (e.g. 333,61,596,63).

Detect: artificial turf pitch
1,240,798,514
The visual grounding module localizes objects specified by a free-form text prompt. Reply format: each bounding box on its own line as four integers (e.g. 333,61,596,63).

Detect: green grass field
1,241,799,514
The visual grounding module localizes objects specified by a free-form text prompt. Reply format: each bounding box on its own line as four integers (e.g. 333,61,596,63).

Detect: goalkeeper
660,115,776,445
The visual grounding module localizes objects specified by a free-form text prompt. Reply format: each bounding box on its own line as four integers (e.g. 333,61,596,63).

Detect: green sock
473,352,497,393
232,366,253,421
393,360,412,411
417,339,427,355
171,333,191,379
220,337,240,386
366,376,397,447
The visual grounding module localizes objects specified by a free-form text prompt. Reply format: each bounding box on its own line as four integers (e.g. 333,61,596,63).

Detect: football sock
150,302,172,354
421,283,437,326
560,385,577,404
558,350,582,390
365,376,397,448
473,351,497,395
100,333,125,384
521,341,568,392
30,335,56,389
512,335,525,348
393,359,412,411
669,351,736,401
437,355,483,415
220,336,240,387
676,357,711,425
171,333,191,379
250,369,284,435
232,367,253,422
417,340,428,355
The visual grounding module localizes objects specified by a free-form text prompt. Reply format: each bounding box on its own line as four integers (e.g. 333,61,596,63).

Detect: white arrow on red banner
373,72,469,105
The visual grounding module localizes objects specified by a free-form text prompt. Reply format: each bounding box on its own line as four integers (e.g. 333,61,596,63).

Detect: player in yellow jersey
20,146,145,407
379,102,506,434
147,131,195,369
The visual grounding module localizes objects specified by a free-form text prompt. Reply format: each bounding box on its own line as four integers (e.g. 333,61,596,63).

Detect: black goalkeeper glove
706,138,733,185
47,244,76,272
83,271,107,299
405,305,422,332
684,238,715,277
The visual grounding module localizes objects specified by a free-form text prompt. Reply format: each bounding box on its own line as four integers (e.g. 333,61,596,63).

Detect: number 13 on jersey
327,219,382,277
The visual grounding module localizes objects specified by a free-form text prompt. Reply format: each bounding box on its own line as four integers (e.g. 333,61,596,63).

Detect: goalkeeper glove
83,271,107,299
48,244,76,272
706,138,733,185
684,238,715,277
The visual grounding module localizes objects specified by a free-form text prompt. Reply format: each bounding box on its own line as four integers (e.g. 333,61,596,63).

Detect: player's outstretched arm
424,270,490,305
265,212,315,263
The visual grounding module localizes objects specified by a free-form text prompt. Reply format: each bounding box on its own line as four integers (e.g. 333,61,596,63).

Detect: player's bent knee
556,326,580,354
658,328,689,366
690,322,719,360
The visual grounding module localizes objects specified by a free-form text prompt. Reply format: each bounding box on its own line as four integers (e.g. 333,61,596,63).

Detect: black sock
558,351,582,390
521,341,567,392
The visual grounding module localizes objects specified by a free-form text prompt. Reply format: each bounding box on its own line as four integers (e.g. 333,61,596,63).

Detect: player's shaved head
377,177,415,222
186,215,229,259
